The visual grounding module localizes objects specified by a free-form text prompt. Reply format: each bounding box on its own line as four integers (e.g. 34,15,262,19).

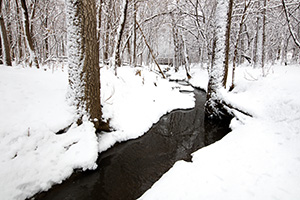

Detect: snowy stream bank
0,64,194,200
140,63,300,200
33,88,231,200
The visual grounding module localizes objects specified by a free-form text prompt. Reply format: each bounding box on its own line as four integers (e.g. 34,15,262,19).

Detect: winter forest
1,0,300,199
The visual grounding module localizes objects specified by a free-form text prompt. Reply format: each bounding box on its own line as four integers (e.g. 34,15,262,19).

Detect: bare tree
112,0,129,73
230,0,253,91
222,0,233,88
20,0,39,68
261,0,267,75
132,0,137,67
0,0,11,66
171,12,181,72
2,0,297,75
102,0,113,62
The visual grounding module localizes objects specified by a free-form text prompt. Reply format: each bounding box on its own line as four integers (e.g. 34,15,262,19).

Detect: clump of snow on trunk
66,0,86,119
205,0,229,119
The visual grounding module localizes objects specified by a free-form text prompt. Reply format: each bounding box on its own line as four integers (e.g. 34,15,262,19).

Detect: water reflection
34,89,230,200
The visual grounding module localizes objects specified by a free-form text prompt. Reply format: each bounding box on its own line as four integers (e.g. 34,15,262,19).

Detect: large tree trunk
66,0,106,131
20,0,39,68
205,0,230,120
0,0,12,66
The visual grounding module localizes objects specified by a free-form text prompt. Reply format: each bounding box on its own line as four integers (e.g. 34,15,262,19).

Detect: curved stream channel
34,87,231,200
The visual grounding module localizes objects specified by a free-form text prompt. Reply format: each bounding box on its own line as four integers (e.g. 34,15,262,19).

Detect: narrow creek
34,88,231,200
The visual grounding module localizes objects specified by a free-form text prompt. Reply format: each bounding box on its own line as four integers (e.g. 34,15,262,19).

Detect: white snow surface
168,63,209,91
0,64,194,200
140,63,300,200
99,65,195,152
0,65,98,200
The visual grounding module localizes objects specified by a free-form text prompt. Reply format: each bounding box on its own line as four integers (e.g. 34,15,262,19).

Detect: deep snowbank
140,64,300,200
0,64,194,200
0,65,98,200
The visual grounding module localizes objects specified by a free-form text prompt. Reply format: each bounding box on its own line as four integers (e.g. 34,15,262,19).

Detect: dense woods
0,0,298,67
0,0,299,120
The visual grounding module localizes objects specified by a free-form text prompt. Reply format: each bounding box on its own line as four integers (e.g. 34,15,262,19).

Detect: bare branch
282,0,300,48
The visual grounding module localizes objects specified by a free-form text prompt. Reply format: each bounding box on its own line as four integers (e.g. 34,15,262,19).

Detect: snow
66,0,85,117
0,65,98,200
168,63,209,91
98,65,195,152
0,64,194,200
2,61,299,200
139,63,300,200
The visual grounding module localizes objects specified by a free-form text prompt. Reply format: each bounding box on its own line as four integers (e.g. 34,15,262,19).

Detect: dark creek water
34,88,231,200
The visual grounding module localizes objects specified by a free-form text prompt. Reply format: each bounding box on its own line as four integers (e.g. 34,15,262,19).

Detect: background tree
131,0,137,67
0,0,298,85
0,0,11,66
222,0,233,87
20,0,39,68
230,0,253,90
112,0,128,73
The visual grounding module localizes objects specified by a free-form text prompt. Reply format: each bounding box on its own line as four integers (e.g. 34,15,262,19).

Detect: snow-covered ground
0,64,194,200
2,62,299,200
140,63,300,200
99,65,194,152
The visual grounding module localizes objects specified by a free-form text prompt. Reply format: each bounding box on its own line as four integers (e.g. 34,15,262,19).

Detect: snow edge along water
139,63,300,200
0,64,195,200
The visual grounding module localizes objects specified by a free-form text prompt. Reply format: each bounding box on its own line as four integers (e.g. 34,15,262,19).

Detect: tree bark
222,0,233,88
103,0,112,62
15,0,23,64
205,0,230,120
182,34,191,79
97,0,103,64
112,0,128,74
44,7,49,62
261,0,267,76
20,0,39,68
132,1,137,67
253,0,265,71
66,0,106,131
0,0,12,66
171,13,180,72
